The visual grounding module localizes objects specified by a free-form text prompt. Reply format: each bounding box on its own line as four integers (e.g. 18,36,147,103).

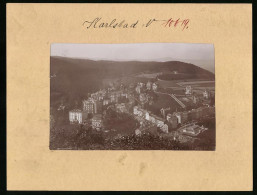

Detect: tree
87,113,93,119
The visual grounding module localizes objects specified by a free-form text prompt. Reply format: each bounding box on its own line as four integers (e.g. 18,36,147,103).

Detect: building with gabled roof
69,109,83,124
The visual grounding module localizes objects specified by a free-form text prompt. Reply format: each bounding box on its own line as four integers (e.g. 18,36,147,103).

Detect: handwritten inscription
83,17,190,30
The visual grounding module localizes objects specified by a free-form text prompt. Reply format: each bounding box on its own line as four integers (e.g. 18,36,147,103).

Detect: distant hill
50,56,214,108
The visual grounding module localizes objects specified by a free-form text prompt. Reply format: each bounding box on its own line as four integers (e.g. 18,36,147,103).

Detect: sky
51,43,215,73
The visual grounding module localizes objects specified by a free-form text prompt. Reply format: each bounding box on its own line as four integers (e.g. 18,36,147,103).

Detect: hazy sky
51,43,215,73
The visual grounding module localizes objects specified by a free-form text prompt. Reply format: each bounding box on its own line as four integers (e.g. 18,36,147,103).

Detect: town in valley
50,43,215,150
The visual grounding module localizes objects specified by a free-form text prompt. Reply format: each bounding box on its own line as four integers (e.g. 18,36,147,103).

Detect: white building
152,83,158,91
92,114,103,130
69,109,83,124
135,85,141,94
135,129,142,136
174,112,182,124
185,86,192,95
82,98,97,114
146,81,152,90
203,90,209,99
103,98,110,105
145,111,150,121
160,124,169,133
133,106,139,115
137,109,144,117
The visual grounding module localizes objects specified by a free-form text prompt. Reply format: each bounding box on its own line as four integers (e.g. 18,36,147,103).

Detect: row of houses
185,86,211,99
160,105,215,134
133,104,215,133
172,106,215,125
68,85,131,130
133,106,168,133
135,81,158,94
90,88,129,104
69,109,103,130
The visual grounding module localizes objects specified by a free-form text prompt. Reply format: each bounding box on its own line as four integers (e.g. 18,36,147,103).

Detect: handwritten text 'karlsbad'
83,17,190,30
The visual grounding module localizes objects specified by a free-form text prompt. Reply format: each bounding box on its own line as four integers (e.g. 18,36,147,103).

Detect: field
177,80,215,87
146,93,184,116
157,80,181,88
134,72,162,79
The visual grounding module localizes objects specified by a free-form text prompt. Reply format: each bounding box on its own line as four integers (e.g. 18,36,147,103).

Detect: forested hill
50,56,214,107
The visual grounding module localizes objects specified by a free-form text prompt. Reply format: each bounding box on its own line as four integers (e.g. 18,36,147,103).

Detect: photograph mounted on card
50,43,215,150
7,3,252,191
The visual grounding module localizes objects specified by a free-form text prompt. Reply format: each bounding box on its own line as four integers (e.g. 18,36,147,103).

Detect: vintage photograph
50,43,215,150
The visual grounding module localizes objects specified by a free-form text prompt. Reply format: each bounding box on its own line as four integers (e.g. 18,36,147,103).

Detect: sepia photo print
50,43,215,150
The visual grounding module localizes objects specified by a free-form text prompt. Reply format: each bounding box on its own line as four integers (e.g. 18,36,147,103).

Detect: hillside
50,56,215,108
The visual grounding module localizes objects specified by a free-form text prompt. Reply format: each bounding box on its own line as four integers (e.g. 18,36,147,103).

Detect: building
154,115,165,127
135,128,142,136
82,98,97,114
189,109,201,120
203,90,209,99
149,115,156,124
120,83,125,90
167,114,178,129
103,98,111,106
173,112,188,124
174,112,182,124
96,100,103,113
152,83,158,91
146,81,152,90
181,112,188,124
133,106,139,115
138,82,145,88
107,90,125,103
139,93,147,102
137,108,145,117
193,95,199,104
115,103,127,113
166,113,172,121
185,86,192,95
110,94,117,102
160,107,170,119
121,92,128,99
160,124,169,133
145,111,150,121
91,114,103,130
69,109,83,124
180,124,207,136
135,85,141,94
90,89,106,101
